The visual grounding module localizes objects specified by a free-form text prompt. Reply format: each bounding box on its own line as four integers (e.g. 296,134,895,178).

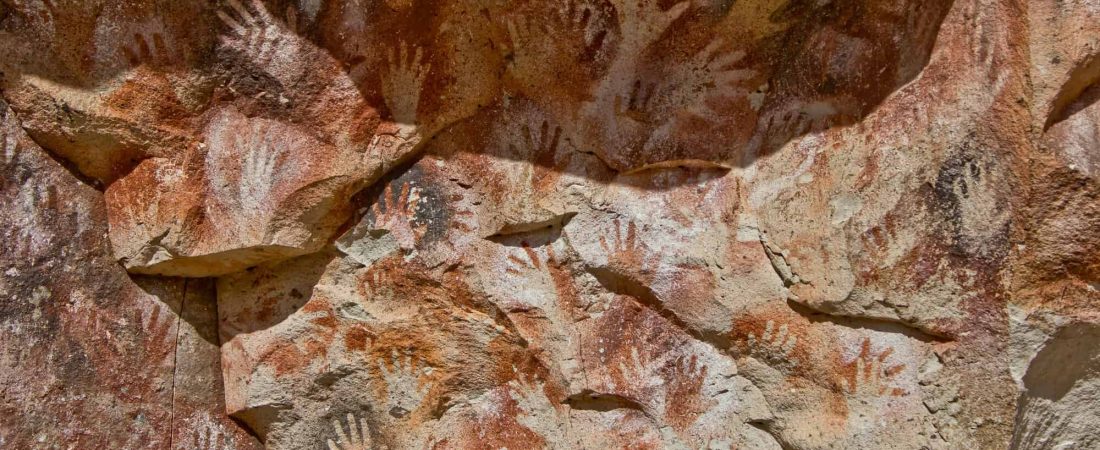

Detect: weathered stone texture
1,0,1098,449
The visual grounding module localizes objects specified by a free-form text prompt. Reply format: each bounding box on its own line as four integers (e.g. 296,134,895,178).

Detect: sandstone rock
0,102,259,449
2,0,1099,449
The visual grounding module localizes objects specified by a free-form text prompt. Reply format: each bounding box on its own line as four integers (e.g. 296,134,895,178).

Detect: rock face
1,0,1097,449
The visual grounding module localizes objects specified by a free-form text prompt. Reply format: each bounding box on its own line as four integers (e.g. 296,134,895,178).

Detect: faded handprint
449,199,478,234
583,0,689,157
505,2,606,94
120,31,179,69
599,218,650,271
555,0,607,54
505,243,552,275
664,354,714,431
763,109,816,150
610,0,690,52
859,224,894,265
614,80,658,121
327,413,372,450
666,354,707,393
368,182,426,249
506,16,553,90
841,339,905,397
677,39,755,122
506,120,562,189
357,268,390,300
238,127,283,211
192,422,230,450
615,346,671,395
498,242,583,378
136,304,176,360
382,42,430,126
216,0,279,57
501,242,561,311
508,120,563,161
744,320,799,369
216,0,307,85
367,42,429,162
68,302,112,345
508,374,567,442
377,350,432,418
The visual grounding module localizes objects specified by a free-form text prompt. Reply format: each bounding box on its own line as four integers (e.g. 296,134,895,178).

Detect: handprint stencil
508,375,568,443
216,0,280,59
615,346,671,393
191,421,231,450
503,120,563,191
744,320,799,369
675,39,756,123
599,218,650,271
216,0,308,86
555,0,607,55
136,304,176,361
382,42,430,126
376,350,432,418
506,17,552,90
500,242,561,313
120,30,178,69
664,353,714,432
501,0,608,97
841,339,906,397
327,413,372,450
505,243,548,275
614,80,658,120
238,127,283,212
368,181,426,249
610,0,690,52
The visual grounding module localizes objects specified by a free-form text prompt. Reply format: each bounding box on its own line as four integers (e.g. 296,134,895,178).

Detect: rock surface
0,0,1097,449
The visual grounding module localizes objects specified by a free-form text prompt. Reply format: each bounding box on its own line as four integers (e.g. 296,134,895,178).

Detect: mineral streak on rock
1,0,1098,449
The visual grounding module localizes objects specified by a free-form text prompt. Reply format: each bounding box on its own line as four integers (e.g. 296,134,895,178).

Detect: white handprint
377,350,432,418
327,413,372,450
216,0,308,86
610,0,690,52
508,376,567,442
745,320,798,368
678,38,755,122
382,41,430,126
192,421,231,450
238,126,283,212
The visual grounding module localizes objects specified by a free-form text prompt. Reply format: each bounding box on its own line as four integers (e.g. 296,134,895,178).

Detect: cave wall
0,0,1097,448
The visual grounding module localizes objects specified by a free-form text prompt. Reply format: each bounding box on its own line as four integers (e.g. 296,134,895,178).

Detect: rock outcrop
1,0,1097,449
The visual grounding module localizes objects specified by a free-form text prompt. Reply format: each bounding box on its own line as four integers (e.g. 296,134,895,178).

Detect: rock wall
0,0,1097,449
